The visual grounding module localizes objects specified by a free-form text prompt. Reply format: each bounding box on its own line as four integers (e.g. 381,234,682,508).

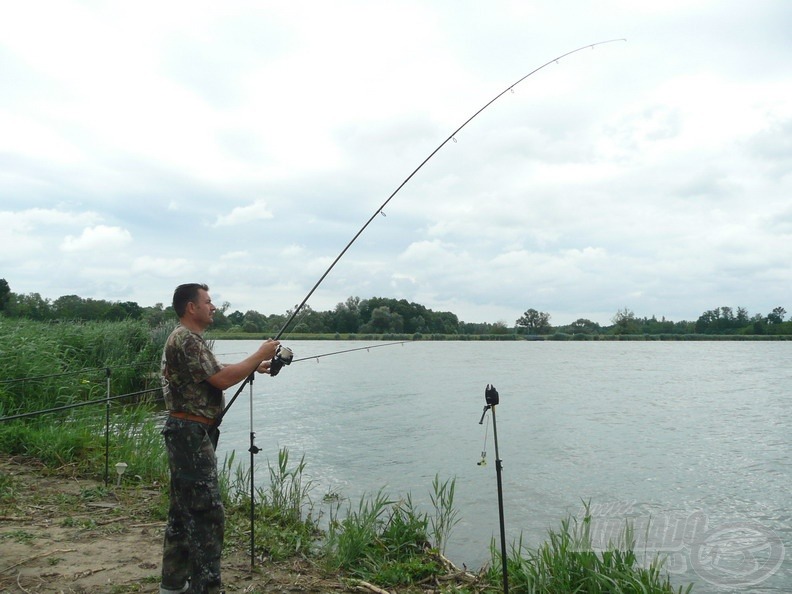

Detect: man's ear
185,300,197,315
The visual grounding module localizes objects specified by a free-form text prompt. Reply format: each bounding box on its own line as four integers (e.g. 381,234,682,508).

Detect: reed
219,447,320,561
0,318,166,417
487,504,693,593
429,474,460,556
322,487,456,587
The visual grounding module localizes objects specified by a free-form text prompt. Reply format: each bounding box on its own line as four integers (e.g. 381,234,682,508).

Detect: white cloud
131,256,192,276
213,200,274,227
60,225,132,252
1,208,100,231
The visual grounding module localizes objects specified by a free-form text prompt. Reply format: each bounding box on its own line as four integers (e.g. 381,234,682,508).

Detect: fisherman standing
159,283,279,594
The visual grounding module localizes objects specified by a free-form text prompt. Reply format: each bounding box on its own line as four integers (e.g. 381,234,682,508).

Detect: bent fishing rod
217,38,626,425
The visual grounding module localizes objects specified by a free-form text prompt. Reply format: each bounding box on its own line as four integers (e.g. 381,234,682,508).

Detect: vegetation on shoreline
0,317,695,592
2,277,789,338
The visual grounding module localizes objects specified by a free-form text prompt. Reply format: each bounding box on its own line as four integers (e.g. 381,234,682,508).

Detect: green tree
568,318,601,335
243,310,268,333
118,301,143,320
143,303,172,327
363,305,398,334
292,304,330,333
0,278,10,312
227,310,244,326
516,308,552,335
767,306,786,324
52,294,85,319
332,296,362,333
429,311,458,334
7,292,52,320
612,307,639,335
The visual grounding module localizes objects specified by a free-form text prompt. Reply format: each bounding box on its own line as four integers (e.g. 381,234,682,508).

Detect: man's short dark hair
173,283,209,318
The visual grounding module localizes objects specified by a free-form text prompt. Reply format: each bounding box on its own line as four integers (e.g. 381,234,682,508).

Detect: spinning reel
269,345,294,377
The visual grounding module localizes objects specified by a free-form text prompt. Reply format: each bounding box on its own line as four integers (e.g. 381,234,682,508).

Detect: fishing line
0,361,153,385
478,414,490,467
218,38,625,423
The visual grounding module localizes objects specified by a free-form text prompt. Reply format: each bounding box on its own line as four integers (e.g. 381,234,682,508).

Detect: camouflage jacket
161,325,224,419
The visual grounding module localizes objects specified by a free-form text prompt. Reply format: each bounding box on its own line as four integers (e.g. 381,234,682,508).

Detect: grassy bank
1,445,692,593
0,319,693,592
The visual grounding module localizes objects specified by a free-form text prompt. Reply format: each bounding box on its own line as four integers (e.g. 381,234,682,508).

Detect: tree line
0,280,467,335
1,278,789,336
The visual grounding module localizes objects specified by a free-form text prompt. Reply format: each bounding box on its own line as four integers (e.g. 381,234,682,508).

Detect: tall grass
487,504,693,593
219,447,319,561
0,317,167,416
0,317,169,483
0,406,168,483
322,478,465,587
430,474,460,556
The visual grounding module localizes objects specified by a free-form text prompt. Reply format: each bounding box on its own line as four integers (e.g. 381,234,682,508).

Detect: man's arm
206,339,279,391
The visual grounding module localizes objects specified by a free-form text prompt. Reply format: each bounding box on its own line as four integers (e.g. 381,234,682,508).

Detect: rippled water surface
214,340,791,592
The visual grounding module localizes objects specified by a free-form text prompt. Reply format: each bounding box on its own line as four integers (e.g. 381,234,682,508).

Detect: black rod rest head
485,384,499,406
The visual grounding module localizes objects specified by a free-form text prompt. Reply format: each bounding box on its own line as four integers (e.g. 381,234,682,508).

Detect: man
160,283,280,594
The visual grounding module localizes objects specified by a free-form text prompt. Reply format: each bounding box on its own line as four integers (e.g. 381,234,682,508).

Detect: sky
1,0,790,326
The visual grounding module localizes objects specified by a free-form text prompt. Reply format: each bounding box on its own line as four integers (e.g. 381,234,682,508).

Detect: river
213,340,791,593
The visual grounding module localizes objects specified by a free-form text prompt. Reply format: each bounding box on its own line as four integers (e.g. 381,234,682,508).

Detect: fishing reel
269,345,294,377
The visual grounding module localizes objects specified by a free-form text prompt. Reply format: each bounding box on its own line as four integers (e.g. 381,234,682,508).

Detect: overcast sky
1,0,790,326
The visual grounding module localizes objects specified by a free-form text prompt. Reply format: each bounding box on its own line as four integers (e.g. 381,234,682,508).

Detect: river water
213,340,791,593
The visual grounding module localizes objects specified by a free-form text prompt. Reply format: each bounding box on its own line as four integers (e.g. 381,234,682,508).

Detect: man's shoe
159,580,189,594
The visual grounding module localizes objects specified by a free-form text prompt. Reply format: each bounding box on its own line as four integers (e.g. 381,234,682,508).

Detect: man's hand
207,339,281,390
256,339,280,361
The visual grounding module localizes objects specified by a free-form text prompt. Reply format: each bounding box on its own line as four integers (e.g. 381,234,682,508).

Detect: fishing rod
0,387,162,423
292,340,407,363
218,38,626,423
221,39,625,569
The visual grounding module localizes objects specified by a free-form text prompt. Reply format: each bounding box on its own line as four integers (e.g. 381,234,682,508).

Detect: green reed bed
0,405,168,482
0,318,168,481
321,477,462,588
219,448,320,561
487,505,693,594
0,317,167,416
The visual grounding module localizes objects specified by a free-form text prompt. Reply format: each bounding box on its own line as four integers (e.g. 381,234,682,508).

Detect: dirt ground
0,456,478,594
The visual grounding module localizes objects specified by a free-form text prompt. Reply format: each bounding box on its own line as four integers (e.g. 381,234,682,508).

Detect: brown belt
169,411,216,426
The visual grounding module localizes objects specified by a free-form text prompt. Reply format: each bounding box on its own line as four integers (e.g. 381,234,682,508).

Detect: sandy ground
0,456,401,594
1,451,707,593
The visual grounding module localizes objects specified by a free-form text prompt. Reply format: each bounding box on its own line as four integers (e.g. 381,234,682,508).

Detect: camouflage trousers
161,417,225,594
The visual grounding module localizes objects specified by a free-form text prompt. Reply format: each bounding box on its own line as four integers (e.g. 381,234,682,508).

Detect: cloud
1,207,100,231
60,225,132,252
0,2,790,325
0,208,104,265
213,199,274,227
